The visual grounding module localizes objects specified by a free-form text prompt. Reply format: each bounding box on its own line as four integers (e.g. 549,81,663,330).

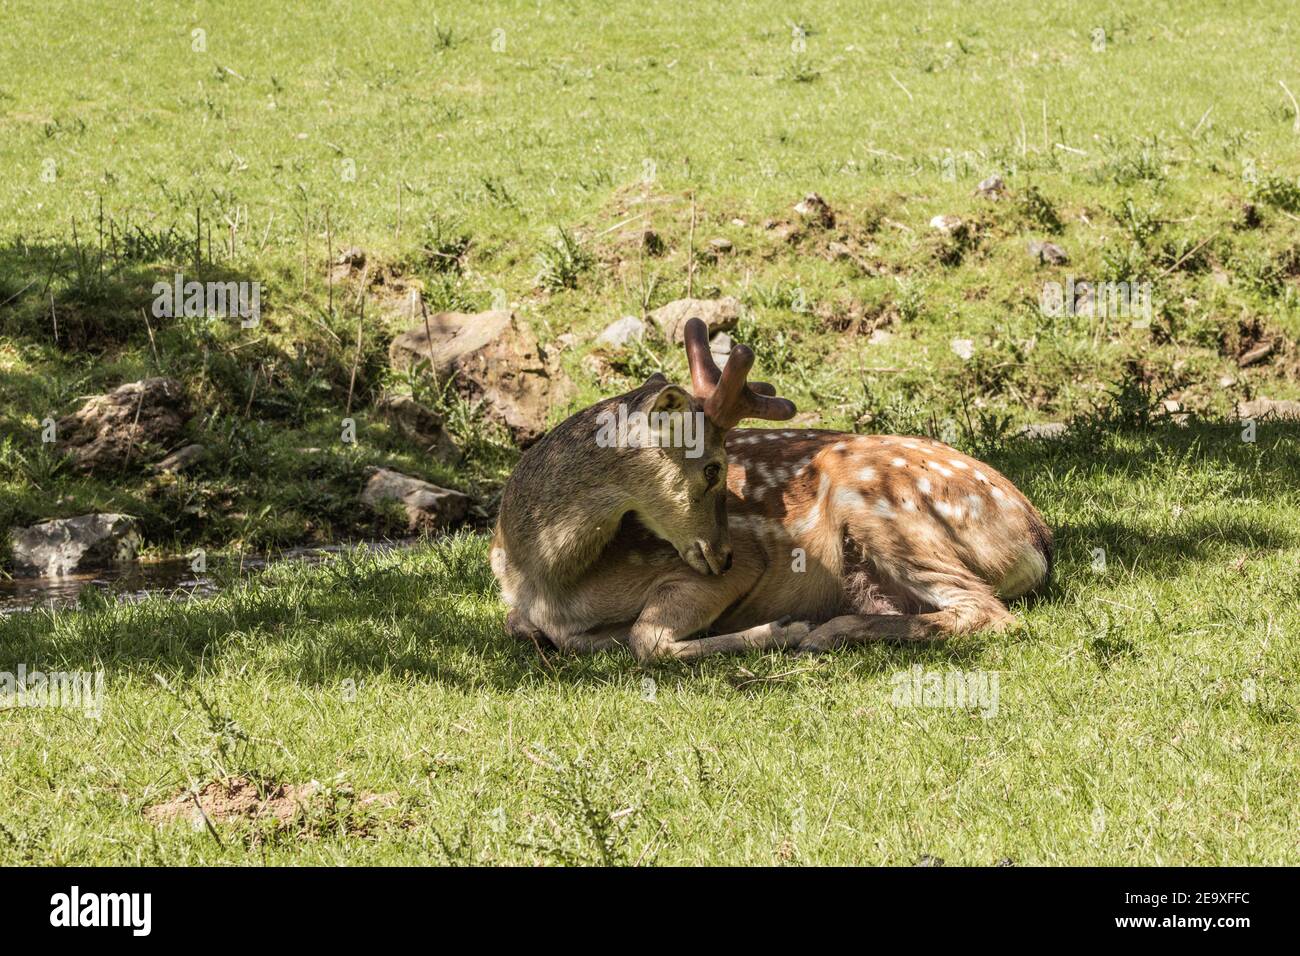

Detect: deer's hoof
780,620,812,648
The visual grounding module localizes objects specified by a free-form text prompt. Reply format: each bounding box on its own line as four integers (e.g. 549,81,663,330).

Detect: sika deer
491,318,1052,662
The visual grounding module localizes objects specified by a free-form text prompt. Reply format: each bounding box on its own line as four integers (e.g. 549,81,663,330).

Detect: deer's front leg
629,577,804,664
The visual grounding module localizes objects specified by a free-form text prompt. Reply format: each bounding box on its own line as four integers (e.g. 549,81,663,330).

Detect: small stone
793,193,835,228
708,237,733,254
375,395,460,462
153,444,206,474
1028,240,1069,265
950,338,975,360
596,316,647,349
335,246,366,268
930,214,962,234
1218,375,1237,388
709,331,733,368
730,218,747,227
359,468,470,534
868,329,892,345
975,175,1006,199
1016,422,1067,440
1237,341,1274,368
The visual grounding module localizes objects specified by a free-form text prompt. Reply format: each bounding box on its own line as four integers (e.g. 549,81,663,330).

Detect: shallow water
0,540,417,615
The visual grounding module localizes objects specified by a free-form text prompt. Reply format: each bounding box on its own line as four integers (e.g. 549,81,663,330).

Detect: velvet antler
683,317,797,429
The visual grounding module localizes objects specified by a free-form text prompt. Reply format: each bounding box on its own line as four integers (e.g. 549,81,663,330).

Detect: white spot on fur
856,466,877,482
933,500,962,521
833,487,867,512
873,498,896,518
916,477,931,495
949,459,968,470
927,460,954,478
974,470,989,483
891,457,907,467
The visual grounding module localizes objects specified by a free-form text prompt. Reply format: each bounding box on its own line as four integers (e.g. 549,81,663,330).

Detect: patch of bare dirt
144,777,397,832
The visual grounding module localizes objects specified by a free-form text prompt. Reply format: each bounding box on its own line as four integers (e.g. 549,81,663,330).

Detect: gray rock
793,193,835,228
709,331,734,369
375,395,460,462
389,310,571,447
359,468,470,534
1016,422,1068,440
56,378,189,472
648,296,742,343
153,444,206,474
975,175,1006,199
1237,341,1274,368
929,214,963,234
708,237,734,254
9,513,140,577
1237,398,1300,421
1028,240,1069,265
596,316,647,349
335,246,366,268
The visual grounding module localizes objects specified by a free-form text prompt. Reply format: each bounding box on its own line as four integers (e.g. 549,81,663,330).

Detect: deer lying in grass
492,318,1052,662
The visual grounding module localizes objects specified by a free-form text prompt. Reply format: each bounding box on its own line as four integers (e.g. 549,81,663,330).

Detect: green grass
2,423,1298,865
1,0,1299,863
2,0,1299,551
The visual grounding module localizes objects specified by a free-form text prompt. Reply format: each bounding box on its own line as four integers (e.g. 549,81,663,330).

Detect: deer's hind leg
796,596,1015,653
797,553,1018,654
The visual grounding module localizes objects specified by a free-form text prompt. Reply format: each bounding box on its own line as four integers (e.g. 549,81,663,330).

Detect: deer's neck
498,452,632,592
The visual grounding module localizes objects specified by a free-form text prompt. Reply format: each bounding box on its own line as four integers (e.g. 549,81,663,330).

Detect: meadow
0,0,1298,863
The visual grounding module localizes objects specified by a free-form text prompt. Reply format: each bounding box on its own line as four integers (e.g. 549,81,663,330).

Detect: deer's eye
703,463,721,486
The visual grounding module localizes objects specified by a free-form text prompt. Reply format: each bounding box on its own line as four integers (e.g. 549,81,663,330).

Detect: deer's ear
647,384,691,414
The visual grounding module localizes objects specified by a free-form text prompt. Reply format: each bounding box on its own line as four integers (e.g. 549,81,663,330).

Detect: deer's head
607,317,796,576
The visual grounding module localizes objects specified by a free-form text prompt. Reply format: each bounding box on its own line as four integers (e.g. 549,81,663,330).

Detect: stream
0,540,417,615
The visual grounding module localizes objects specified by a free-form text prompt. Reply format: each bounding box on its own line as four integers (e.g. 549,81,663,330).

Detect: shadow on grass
0,421,1297,691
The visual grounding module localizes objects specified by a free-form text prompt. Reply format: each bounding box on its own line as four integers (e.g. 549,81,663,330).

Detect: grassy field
1,0,1299,863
